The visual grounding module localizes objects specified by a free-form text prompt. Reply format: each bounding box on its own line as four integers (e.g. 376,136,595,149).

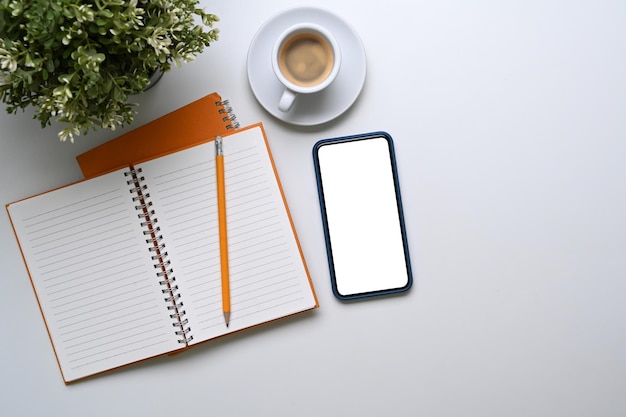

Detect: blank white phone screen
317,136,410,297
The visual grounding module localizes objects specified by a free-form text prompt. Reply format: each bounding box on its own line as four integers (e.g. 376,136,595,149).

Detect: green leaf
1,0,220,142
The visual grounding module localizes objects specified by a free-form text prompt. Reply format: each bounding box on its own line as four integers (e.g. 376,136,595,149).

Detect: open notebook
7,124,318,383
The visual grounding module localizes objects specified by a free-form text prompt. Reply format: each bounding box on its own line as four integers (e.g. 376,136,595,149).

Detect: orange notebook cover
77,92,238,178
8,123,318,383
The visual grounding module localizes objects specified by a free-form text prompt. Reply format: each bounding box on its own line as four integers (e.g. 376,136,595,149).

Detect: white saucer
247,7,366,126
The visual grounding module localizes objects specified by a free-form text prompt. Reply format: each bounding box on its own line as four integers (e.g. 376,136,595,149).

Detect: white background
1,1,625,415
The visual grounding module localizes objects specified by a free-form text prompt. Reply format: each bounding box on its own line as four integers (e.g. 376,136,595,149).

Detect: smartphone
313,132,413,300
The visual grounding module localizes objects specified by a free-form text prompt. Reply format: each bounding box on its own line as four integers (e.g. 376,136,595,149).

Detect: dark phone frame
312,132,413,300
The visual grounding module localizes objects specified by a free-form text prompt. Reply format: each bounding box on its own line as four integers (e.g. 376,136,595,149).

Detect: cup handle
278,89,297,112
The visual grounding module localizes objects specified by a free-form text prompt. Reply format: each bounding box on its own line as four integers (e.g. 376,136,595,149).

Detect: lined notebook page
136,126,317,343
7,169,182,382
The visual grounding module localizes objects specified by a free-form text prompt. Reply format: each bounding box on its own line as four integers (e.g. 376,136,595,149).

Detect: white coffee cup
272,23,341,112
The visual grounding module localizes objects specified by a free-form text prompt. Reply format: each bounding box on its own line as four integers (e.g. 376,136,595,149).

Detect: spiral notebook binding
125,166,192,345
216,99,240,130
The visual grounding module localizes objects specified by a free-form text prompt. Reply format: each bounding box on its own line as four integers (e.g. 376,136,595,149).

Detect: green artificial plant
0,0,218,142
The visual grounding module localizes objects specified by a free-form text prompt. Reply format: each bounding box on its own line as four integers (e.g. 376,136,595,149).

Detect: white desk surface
2,1,625,415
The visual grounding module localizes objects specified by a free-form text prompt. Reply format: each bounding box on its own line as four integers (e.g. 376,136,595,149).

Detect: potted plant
0,0,218,142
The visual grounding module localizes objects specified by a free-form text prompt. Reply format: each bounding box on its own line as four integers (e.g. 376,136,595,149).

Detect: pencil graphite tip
224,311,230,327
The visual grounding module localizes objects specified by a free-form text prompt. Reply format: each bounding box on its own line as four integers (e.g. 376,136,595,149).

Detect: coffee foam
279,32,334,87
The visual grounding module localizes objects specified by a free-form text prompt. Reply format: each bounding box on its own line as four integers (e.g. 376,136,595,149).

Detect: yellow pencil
215,136,230,327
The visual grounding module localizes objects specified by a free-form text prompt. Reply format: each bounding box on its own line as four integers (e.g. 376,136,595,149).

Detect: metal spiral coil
216,99,240,130
125,166,192,345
